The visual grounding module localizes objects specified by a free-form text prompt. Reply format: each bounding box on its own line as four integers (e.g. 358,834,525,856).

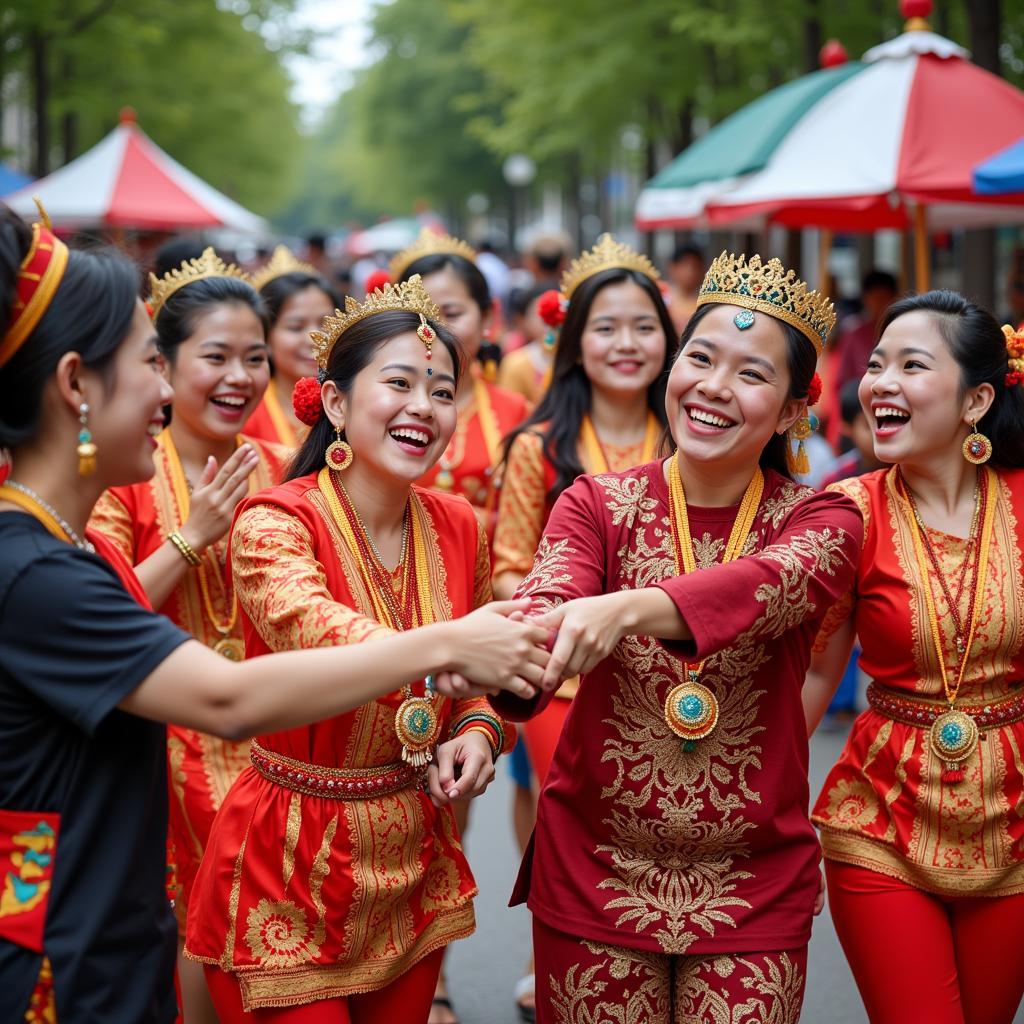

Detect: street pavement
444,724,1024,1024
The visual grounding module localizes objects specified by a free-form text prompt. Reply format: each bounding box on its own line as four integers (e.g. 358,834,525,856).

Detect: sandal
514,973,536,1023
429,995,459,1024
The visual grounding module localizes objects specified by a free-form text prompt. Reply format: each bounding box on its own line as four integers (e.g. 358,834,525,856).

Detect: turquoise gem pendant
733,309,755,330
664,674,719,750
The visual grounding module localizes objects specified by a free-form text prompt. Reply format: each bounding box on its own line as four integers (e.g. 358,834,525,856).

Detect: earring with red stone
325,427,353,473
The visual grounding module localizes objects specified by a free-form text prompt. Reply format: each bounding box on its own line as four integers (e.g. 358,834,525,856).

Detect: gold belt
249,741,419,799
866,683,1024,731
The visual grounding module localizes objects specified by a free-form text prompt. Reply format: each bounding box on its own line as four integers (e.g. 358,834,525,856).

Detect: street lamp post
502,153,536,252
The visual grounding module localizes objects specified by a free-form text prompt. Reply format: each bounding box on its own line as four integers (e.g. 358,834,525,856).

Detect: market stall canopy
3,109,267,233
0,165,32,198
973,137,1024,195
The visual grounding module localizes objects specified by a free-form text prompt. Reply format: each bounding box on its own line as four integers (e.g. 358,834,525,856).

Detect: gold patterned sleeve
492,430,547,579
473,521,493,610
88,489,137,563
231,503,392,652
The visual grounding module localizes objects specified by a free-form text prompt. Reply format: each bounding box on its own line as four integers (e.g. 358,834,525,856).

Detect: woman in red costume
491,252,864,1023
0,203,548,1024
245,246,337,450
88,250,291,1020
185,276,528,1022
393,231,529,543
806,292,1024,1024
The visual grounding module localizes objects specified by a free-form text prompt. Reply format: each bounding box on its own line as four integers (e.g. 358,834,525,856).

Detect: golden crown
148,247,251,319
390,229,478,281
310,275,443,369
695,251,836,354
560,233,660,300
250,245,318,292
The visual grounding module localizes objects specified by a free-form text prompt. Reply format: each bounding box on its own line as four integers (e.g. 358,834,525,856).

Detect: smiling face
579,279,668,400
324,331,458,486
420,265,488,362
163,302,270,442
267,285,334,384
666,303,803,475
89,300,175,486
859,309,992,466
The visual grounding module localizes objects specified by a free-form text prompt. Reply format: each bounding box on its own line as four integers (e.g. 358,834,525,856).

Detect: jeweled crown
250,245,318,292
148,247,251,319
696,251,836,353
390,229,478,281
311,275,443,369
561,233,659,300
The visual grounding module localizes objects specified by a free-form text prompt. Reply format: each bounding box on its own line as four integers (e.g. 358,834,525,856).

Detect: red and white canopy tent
3,109,267,233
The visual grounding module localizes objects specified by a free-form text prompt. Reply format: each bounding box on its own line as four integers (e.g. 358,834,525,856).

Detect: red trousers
533,917,806,1024
204,948,443,1023
825,859,1024,1024
523,696,570,786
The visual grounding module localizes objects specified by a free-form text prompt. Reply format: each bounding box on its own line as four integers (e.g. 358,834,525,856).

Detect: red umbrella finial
819,40,849,68
119,106,137,126
900,0,932,31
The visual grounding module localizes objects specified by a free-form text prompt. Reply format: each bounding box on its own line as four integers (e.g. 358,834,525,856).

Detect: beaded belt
250,742,419,799
867,683,1024,731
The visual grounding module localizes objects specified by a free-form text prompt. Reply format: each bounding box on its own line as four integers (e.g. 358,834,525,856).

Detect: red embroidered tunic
812,468,1024,895
494,461,863,954
184,474,510,1010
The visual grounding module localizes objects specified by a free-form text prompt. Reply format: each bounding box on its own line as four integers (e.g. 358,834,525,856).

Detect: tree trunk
803,0,823,73
31,32,50,177
962,0,1002,309
61,54,77,164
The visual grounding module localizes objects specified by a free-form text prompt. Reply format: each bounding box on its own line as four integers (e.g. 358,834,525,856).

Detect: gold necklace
163,432,244,660
0,482,94,551
317,469,442,767
580,411,660,473
663,453,764,751
895,468,996,781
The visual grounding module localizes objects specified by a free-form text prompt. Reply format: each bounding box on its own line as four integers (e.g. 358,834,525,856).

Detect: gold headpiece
250,245,318,292
311,275,443,370
560,233,660,300
148,247,251,319
695,251,836,354
390,229,478,281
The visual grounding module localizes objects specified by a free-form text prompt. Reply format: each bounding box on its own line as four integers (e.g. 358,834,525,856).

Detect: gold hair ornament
148,247,250,320
560,233,660,300
696,251,836,355
390,229,478,281
310,274,444,370
250,245,318,293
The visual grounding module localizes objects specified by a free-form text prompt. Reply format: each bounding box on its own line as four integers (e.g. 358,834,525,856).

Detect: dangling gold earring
77,402,97,476
962,420,992,464
325,427,353,472
786,415,813,476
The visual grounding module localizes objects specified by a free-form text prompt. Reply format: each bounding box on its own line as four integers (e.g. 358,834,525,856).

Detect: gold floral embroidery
493,430,548,579
823,778,880,829
548,939,670,1024
674,951,805,1024
692,532,726,570
245,899,315,969
282,792,301,888
827,476,872,538
760,481,814,529
517,536,574,612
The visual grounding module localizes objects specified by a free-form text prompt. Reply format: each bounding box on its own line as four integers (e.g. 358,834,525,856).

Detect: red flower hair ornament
292,376,324,427
538,289,568,328
806,372,823,407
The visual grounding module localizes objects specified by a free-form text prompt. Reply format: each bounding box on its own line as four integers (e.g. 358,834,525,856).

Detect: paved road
444,726,1024,1024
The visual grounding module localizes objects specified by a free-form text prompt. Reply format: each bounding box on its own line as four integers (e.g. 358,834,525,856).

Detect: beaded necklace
163,432,243,660
580,411,661,474
895,467,996,782
318,468,441,767
663,453,764,751
0,482,95,552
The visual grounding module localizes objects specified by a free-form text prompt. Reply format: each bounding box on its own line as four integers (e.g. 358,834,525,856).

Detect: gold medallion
213,636,245,661
930,709,978,765
395,696,441,767
664,678,719,749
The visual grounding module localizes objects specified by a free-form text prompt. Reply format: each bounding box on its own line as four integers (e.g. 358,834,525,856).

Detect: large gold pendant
664,675,719,752
213,636,244,661
930,709,977,783
395,696,441,767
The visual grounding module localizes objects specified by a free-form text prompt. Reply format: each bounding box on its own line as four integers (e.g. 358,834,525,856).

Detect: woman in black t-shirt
0,206,551,1023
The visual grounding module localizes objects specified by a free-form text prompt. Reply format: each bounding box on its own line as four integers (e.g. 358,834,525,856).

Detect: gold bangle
168,530,201,567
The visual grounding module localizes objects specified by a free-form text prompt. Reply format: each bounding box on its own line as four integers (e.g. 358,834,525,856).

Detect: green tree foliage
2,0,304,215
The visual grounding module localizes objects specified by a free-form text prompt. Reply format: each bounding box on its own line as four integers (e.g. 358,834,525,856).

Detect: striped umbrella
3,109,267,233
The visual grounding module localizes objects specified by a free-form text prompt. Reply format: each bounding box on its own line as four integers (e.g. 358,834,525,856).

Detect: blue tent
973,137,1024,195
0,164,32,198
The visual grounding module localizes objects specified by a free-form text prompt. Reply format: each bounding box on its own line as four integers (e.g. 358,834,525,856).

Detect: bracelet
450,712,506,763
168,530,201,567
